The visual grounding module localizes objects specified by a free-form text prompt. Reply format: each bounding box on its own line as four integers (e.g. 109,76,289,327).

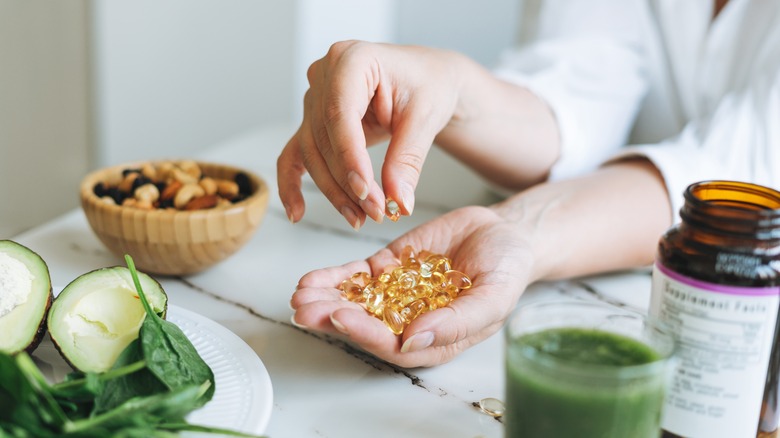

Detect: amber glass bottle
651,181,780,438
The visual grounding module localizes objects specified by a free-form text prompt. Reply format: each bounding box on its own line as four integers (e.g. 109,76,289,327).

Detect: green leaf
0,422,47,438
0,356,48,436
0,353,67,436
124,255,215,405
0,353,32,420
13,353,70,428
160,422,268,437
92,339,167,415
66,382,209,433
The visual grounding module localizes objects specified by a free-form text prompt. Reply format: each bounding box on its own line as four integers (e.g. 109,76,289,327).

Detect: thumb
400,291,509,354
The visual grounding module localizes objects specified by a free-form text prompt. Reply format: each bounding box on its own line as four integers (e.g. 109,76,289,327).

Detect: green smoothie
505,327,667,438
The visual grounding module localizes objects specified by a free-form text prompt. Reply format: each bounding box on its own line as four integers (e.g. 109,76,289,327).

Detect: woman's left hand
289,205,532,368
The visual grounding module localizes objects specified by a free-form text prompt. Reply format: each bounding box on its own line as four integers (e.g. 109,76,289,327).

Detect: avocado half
47,266,168,373
0,240,53,355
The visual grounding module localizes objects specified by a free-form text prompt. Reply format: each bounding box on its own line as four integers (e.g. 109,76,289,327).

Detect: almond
185,194,219,210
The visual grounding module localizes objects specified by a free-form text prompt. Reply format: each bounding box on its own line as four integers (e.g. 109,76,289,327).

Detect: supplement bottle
651,180,780,438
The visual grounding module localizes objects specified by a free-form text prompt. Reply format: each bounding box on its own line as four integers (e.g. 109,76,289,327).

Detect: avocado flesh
64,285,148,372
0,240,52,354
48,267,167,373
0,252,34,317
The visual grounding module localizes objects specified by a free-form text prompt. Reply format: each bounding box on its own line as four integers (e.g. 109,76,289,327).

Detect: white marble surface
11,124,655,438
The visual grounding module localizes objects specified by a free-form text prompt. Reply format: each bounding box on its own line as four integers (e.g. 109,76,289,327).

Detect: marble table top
11,123,654,438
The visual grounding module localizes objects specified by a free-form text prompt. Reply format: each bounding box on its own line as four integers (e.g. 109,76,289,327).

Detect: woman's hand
288,160,673,368
277,41,469,229
289,205,533,368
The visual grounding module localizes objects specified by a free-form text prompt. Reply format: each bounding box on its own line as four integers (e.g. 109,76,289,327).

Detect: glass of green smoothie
504,300,676,438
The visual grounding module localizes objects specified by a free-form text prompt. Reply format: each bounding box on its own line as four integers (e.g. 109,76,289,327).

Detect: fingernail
400,184,415,215
288,298,296,310
290,314,307,329
359,198,384,224
283,203,295,223
348,171,369,200
340,206,361,231
330,313,348,334
401,331,434,353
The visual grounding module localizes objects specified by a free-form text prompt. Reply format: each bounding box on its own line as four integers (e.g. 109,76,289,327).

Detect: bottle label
651,262,780,438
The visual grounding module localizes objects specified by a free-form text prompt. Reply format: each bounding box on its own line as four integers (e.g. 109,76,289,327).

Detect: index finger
318,51,385,220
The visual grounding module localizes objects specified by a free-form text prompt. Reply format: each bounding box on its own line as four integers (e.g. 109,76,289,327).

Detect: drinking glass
504,300,676,438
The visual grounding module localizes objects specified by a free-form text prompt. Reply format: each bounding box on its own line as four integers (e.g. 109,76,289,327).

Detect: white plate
34,304,273,436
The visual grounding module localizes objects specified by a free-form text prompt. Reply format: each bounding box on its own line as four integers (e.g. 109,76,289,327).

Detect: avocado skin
25,287,52,354
0,240,53,355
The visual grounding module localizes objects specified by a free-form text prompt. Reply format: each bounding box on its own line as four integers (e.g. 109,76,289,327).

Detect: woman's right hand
276,40,470,229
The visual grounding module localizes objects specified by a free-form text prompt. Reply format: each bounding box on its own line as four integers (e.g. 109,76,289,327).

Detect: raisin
93,182,108,198
108,187,126,205
158,198,174,209
235,172,252,196
132,176,152,192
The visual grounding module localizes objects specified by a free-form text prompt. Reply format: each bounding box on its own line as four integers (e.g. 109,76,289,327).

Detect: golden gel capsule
338,245,472,334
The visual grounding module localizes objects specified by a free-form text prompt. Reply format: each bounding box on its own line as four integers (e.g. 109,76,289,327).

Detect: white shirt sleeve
493,0,650,181
610,74,780,223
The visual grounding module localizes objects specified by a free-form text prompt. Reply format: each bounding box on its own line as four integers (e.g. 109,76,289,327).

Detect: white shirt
494,0,780,221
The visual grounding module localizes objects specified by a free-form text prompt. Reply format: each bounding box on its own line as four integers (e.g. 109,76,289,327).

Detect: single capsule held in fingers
386,198,400,222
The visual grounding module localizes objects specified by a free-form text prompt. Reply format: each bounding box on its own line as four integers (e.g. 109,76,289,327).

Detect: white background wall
397,0,519,66
91,0,296,166
0,1,92,238
0,0,520,237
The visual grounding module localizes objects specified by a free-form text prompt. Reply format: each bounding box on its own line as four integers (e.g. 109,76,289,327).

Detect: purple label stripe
656,262,780,296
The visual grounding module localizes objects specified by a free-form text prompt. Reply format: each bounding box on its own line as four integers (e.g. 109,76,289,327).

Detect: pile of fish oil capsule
339,245,472,335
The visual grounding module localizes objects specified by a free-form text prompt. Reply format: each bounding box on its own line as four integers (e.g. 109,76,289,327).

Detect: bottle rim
682,180,780,238
684,180,780,217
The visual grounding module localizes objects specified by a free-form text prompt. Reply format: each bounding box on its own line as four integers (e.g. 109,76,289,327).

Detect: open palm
290,205,533,368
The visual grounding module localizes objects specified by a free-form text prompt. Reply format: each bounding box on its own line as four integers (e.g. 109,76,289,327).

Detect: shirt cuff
607,139,729,225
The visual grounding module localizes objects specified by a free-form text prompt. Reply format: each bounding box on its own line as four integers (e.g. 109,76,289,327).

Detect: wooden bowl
80,160,269,276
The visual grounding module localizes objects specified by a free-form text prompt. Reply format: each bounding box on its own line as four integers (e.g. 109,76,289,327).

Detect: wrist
490,192,563,283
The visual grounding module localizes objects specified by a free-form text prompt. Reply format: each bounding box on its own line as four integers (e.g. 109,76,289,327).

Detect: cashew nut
118,172,139,193
171,167,198,185
141,163,157,180
174,183,205,209
199,177,218,196
134,183,160,203
216,179,239,199
179,160,202,180
157,161,175,182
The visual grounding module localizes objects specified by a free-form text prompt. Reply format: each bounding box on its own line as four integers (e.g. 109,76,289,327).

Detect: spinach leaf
13,353,69,429
0,352,32,420
92,339,166,415
160,423,271,437
66,382,208,433
0,353,43,431
0,353,66,437
125,255,215,405
52,357,148,420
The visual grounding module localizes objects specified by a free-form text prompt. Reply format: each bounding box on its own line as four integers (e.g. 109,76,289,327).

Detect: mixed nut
92,160,253,211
